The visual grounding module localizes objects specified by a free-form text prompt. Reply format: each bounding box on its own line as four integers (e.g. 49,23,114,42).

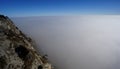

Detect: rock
0,15,53,69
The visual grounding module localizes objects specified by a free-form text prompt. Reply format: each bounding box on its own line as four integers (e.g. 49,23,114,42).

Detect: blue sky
0,0,120,17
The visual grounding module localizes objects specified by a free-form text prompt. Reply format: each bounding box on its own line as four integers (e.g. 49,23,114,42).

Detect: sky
12,15,120,69
2,0,120,69
0,0,120,16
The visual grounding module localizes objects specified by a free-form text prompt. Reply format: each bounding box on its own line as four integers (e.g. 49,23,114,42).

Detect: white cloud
12,15,120,69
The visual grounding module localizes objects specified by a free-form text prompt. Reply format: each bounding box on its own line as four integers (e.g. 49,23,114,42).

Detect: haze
11,16,120,69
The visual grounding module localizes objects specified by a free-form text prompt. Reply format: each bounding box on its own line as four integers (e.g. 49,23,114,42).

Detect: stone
0,15,53,69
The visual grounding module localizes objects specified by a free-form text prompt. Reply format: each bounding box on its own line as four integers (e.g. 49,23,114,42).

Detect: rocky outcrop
0,15,52,69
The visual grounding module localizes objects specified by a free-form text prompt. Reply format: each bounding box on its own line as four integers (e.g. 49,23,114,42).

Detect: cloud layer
12,15,120,69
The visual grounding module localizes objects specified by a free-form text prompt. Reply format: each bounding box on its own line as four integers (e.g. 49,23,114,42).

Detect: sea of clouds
11,15,120,69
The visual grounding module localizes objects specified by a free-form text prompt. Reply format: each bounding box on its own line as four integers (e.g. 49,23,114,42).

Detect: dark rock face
0,15,52,69
38,65,43,69
15,45,29,60
0,56,7,69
